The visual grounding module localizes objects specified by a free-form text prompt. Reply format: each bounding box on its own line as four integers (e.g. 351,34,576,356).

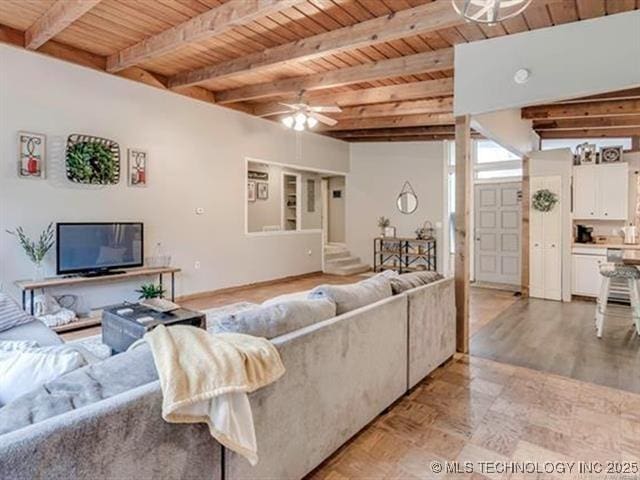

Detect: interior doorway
321,176,346,246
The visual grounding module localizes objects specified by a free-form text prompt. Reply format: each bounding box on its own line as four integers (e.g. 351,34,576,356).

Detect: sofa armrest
405,277,456,388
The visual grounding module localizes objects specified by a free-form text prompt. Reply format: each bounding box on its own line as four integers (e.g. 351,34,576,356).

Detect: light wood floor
308,354,640,479
471,298,640,393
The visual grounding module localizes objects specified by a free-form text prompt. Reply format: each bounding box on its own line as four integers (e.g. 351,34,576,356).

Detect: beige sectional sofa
0,274,455,480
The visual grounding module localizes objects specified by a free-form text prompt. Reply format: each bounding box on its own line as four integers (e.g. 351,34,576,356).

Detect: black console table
373,237,436,274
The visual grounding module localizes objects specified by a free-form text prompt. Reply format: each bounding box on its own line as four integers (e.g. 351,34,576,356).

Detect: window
474,140,522,181
476,140,519,163
541,138,632,151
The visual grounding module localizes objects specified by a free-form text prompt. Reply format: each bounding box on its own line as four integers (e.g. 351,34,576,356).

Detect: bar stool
595,249,640,338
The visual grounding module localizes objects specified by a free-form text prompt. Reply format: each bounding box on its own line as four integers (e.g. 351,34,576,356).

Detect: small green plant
377,216,391,229
7,223,54,265
136,283,165,300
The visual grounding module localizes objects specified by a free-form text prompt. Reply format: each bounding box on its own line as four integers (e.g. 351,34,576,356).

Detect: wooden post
520,156,530,298
454,115,471,353
632,136,640,151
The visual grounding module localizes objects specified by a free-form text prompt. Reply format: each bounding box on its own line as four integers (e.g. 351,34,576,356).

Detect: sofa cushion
208,298,336,339
389,271,444,295
0,292,33,332
0,344,157,435
0,319,63,346
308,273,394,315
0,345,90,406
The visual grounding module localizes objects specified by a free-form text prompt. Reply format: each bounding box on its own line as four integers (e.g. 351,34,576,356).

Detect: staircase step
324,263,371,276
325,250,351,261
326,256,361,267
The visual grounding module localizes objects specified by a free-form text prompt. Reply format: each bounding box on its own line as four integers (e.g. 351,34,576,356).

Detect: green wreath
66,141,118,184
532,189,558,212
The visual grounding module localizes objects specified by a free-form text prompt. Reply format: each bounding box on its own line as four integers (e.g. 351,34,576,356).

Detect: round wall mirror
397,191,418,214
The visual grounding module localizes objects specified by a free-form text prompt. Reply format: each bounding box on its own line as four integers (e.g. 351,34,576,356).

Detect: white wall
528,148,574,302
0,45,349,309
347,142,446,273
455,11,640,116
472,109,539,157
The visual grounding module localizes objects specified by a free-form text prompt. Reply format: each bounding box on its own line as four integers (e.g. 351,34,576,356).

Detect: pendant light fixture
451,0,532,25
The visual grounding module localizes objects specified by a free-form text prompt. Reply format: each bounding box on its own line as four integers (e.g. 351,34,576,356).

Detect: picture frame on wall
127,149,148,187
576,143,597,165
384,226,396,237
257,182,269,200
599,146,623,164
248,181,257,202
18,131,46,179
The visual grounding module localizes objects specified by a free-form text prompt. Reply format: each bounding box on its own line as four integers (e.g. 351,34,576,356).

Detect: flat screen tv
57,222,144,275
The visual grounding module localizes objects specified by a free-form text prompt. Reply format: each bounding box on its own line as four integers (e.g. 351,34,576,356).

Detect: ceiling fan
276,100,342,131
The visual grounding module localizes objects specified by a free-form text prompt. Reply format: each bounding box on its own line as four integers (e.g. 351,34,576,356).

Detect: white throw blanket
141,325,285,465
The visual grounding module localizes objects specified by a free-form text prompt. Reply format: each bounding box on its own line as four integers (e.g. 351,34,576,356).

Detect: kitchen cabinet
572,253,606,297
530,175,562,301
573,164,628,220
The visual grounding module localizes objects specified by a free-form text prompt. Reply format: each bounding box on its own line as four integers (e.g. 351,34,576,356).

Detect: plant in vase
136,283,165,300
6,223,54,280
377,216,390,237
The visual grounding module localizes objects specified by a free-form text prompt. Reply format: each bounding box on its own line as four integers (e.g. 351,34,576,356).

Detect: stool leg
629,278,640,336
596,277,610,338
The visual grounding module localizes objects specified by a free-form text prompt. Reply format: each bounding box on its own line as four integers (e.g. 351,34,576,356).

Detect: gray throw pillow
0,292,33,333
208,298,336,339
308,273,394,315
389,271,443,295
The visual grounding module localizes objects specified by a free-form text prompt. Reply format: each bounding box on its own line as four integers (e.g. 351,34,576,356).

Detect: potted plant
135,283,165,300
7,223,54,280
377,216,391,237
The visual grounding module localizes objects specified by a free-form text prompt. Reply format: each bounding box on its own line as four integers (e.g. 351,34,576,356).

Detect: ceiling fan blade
259,106,293,117
309,105,342,113
310,112,338,127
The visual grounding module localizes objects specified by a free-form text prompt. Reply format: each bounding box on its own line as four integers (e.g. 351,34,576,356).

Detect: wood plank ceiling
0,0,638,143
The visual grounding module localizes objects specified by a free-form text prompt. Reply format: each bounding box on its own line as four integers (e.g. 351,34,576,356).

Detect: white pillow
0,346,89,405
0,340,39,352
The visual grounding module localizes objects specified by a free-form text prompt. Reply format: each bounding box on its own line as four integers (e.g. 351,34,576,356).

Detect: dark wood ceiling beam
25,0,103,50
316,113,455,131
106,0,304,73
344,135,458,142
533,115,640,130
523,99,640,120
168,1,463,88
538,127,640,138
214,48,453,104
331,126,458,138
252,79,454,117
336,97,453,119
562,87,640,103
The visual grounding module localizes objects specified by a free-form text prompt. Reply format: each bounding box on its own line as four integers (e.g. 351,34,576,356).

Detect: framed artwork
576,143,597,165
66,134,120,185
257,182,269,200
248,170,269,181
248,181,256,202
18,131,46,179
127,149,148,187
600,146,623,163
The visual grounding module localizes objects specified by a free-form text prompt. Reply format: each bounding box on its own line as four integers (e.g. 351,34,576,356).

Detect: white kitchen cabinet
572,253,606,297
530,175,562,301
573,164,628,220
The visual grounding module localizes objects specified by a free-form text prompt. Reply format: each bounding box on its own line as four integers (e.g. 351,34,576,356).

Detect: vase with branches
7,223,55,280
377,216,390,237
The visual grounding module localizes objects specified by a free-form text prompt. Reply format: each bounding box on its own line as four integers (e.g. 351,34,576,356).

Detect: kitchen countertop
572,243,640,250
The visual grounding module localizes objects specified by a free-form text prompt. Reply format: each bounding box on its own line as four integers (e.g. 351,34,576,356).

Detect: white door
597,163,628,220
573,165,596,219
474,182,521,285
530,175,562,301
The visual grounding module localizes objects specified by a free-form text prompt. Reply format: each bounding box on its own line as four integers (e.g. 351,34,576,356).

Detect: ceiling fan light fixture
451,0,532,24
307,116,318,128
293,121,305,132
282,115,294,128
294,112,307,125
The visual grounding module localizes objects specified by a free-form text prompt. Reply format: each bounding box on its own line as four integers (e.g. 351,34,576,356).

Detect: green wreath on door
532,189,558,212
